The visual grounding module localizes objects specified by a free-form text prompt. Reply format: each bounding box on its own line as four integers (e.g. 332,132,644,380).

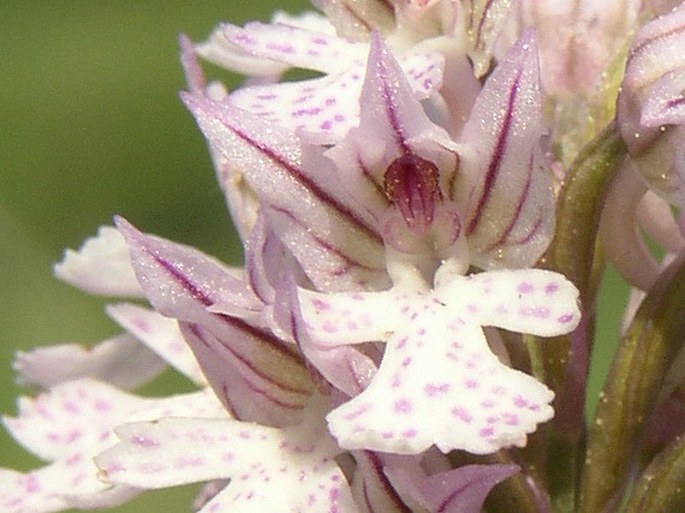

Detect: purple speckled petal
460,30,554,269
181,95,389,290
53,226,143,297
227,49,445,144
0,467,139,513
275,276,378,397
106,303,205,385
437,269,582,337
388,463,519,513
13,335,165,390
116,218,314,426
327,296,555,455
1,379,225,513
304,265,580,455
96,403,358,513
223,21,366,73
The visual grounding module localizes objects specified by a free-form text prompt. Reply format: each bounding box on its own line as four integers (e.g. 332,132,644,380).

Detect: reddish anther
384,154,442,235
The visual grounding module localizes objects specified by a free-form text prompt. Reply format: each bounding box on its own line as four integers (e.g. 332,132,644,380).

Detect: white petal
2,380,225,512
327,295,554,455
107,303,206,384
13,334,165,390
97,413,358,513
438,269,582,336
53,226,143,297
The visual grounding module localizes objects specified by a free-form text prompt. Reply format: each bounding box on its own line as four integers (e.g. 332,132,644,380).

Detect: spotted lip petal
116,218,314,427
299,267,580,454
181,95,389,291
275,275,378,397
226,49,445,144
96,403,359,513
460,30,554,269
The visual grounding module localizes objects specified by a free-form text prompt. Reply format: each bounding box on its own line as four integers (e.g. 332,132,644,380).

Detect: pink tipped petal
437,269,582,337
181,95,388,290
223,21,367,73
13,335,165,390
388,463,519,513
53,226,143,297
96,409,357,513
227,49,444,144
115,217,262,322
106,303,206,384
179,33,205,95
116,218,314,426
461,31,555,269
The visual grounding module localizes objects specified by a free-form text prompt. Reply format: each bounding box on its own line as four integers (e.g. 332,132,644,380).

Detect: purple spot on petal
545,282,559,294
513,396,528,408
394,398,412,414
479,426,495,438
451,406,472,423
517,282,534,294
403,428,417,438
323,320,338,333
424,383,450,396
558,313,574,324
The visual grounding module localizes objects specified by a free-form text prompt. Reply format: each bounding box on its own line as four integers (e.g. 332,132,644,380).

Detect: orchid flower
598,4,685,291
8,1,685,512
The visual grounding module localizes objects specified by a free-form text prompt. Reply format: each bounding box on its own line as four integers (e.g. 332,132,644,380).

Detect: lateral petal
461,31,555,269
53,226,143,297
13,334,165,390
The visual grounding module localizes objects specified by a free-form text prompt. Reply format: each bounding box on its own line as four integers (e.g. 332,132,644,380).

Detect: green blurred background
0,2,627,512
0,2,307,511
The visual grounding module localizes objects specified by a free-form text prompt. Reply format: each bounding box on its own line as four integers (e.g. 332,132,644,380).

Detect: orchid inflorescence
3,1,685,512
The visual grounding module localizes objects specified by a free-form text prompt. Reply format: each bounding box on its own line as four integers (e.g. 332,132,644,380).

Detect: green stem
534,123,626,512
578,253,685,513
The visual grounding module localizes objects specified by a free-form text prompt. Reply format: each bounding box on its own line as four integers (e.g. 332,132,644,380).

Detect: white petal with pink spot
299,266,580,454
